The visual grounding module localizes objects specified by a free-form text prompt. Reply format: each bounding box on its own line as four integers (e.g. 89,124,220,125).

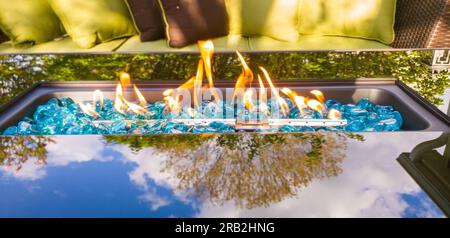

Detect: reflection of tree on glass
105,132,364,209
0,136,54,171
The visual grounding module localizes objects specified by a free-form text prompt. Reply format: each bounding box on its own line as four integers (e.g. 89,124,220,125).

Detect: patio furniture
0,0,449,53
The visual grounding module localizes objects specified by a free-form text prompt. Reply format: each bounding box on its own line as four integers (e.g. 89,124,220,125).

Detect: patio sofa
0,0,449,53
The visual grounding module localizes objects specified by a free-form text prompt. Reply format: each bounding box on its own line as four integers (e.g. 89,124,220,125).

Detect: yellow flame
124,100,148,115
163,89,174,97
259,66,289,117
162,60,204,116
114,83,127,114
258,75,270,116
198,40,220,101
79,102,99,118
133,84,148,108
233,51,254,99
327,108,342,120
163,89,182,113
119,71,131,91
310,90,324,103
281,88,307,117
243,89,255,111
93,89,104,111
307,99,325,114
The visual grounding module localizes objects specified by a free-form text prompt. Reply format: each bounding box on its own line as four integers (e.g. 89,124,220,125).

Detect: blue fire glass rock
60,97,75,107
164,122,191,134
46,98,61,106
325,100,342,110
40,125,58,135
356,98,375,111
145,121,165,134
65,125,83,135
374,105,394,114
96,122,111,134
1,96,406,135
345,120,365,132
343,104,369,118
33,104,58,122
192,126,216,133
110,121,128,134
298,126,316,132
22,116,34,124
17,121,36,135
3,126,18,135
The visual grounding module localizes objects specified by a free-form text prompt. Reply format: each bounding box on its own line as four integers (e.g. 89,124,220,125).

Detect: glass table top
0,132,445,218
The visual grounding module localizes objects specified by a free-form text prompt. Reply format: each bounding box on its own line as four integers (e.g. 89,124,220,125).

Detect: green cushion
225,0,299,42
116,35,250,52
0,0,65,47
298,0,396,44
248,35,391,51
0,37,128,53
49,0,137,49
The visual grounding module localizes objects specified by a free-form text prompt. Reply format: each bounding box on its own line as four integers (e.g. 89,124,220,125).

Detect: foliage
0,136,54,170
104,132,364,209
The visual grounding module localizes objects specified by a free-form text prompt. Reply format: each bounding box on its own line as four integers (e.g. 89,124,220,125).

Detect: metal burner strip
92,118,348,127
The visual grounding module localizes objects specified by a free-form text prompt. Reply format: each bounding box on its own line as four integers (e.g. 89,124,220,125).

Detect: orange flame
114,81,148,115
163,89,182,113
198,40,220,101
119,71,131,91
258,75,270,116
103,41,341,122
162,59,204,116
133,84,148,108
327,108,342,120
310,90,324,103
259,67,289,117
281,88,307,116
307,99,325,114
233,51,254,99
243,89,256,111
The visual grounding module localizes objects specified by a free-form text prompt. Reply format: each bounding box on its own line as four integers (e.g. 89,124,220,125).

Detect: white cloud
139,188,171,211
46,136,106,166
0,161,46,181
195,133,443,218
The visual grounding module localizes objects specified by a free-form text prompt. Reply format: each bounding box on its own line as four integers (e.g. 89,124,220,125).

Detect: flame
258,75,270,116
114,83,127,114
243,89,256,111
79,102,99,118
199,40,220,101
133,84,148,108
124,99,148,115
119,71,131,90
163,89,182,113
259,67,289,117
327,108,342,120
310,90,324,103
93,89,104,110
233,51,254,99
162,59,204,117
307,99,325,114
281,88,307,116
114,82,148,115
97,41,340,123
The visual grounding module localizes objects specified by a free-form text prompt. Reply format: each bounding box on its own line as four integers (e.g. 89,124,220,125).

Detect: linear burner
1,78,449,135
